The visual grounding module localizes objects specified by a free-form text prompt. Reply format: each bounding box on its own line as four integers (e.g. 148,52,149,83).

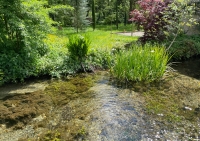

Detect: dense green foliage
167,34,200,60
48,1,74,27
93,0,132,26
87,48,112,69
112,44,169,82
0,70,3,85
164,1,197,36
0,0,52,83
59,48,111,75
67,34,91,61
36,34,68,78
48,0,74,26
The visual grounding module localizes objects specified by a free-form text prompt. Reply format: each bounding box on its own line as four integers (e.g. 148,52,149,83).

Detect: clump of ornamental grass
67,34,91,62
111,44,169,82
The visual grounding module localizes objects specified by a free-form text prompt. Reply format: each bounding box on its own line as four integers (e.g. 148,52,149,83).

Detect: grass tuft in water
111,44,169,82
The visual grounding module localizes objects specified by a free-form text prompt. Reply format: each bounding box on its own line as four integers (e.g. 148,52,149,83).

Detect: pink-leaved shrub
129,0,171,43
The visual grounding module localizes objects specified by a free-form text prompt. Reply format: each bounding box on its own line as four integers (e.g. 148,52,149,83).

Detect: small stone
1,124,6,129
157,113,164,116
184,107,192,111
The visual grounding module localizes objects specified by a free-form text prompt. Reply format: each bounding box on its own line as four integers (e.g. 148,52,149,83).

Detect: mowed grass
50,25,138,51
87,29,138,50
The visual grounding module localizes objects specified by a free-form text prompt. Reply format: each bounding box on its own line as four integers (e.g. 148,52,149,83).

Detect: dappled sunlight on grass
45,34,68,53
95,24,137,32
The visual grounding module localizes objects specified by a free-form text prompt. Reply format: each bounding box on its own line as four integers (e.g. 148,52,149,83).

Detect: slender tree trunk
3,15,10,39
92,0,95,31
129,0,134,19
124,11,127,26
116,0,119,29
97,12,100,23
75,0,78,33
124,0,128,26
16,31,20,48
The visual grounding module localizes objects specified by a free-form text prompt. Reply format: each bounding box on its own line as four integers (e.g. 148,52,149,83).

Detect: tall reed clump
67,34,91,62
111,44,169,82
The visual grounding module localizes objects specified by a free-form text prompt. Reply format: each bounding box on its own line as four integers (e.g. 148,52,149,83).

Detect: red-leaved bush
130,0,171,43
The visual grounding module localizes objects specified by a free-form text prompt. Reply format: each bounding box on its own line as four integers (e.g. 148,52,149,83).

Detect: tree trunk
129,0,134,19
3,15,10,39
75,0,78,33
124,11,127,26
116,0,119,29
92,0,95,31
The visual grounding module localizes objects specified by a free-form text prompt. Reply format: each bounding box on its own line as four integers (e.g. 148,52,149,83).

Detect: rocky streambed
0,59,200,141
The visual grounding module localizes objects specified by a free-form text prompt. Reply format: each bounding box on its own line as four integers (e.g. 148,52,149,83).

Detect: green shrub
60,49,112,75
37,34,68,78
87,49,112,69
167,35,200,60
67,34,91,61
111,44,169,82
0,48,39,83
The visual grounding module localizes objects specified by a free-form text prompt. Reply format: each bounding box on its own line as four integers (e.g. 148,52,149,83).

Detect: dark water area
171,57,200,79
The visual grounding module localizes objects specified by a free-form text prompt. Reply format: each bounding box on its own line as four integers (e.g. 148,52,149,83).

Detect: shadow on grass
96,24,136,32
53,24,137,36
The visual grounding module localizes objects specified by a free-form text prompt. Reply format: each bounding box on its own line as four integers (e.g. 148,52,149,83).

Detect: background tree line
47,0,138,30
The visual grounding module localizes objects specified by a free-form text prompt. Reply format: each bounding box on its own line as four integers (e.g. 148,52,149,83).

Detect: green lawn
50,25,138,51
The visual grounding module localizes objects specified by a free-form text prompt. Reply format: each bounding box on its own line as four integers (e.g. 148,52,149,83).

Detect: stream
0,59,200,140
80,75,178,141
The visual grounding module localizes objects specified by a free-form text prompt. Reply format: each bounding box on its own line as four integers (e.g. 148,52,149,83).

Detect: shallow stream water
82,75,145,140
0,59,200,140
